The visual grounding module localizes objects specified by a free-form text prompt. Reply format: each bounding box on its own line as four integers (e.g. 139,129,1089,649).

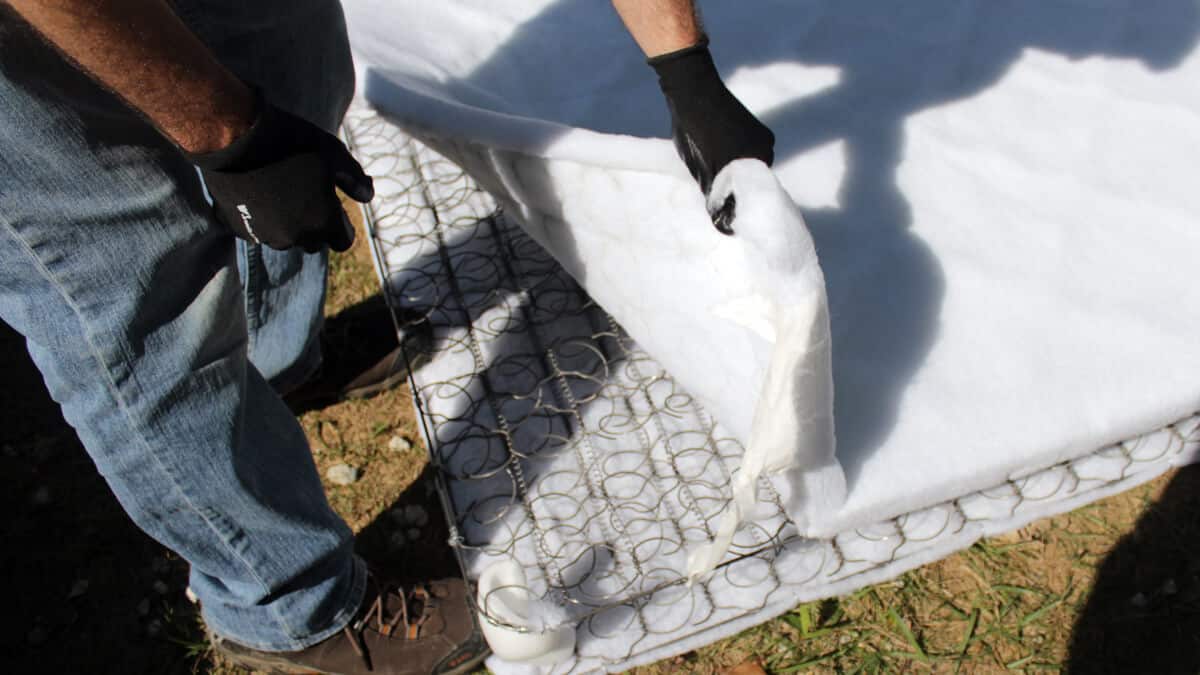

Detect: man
0,0,772,671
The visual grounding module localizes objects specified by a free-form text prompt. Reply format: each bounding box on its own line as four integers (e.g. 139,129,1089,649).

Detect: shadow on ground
1069,464,1200,674
0,296,454,674
0,319,202,674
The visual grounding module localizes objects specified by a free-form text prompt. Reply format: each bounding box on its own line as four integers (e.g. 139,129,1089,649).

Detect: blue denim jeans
0,2,366,651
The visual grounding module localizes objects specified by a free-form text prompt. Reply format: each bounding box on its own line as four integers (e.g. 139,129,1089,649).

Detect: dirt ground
4,208,1200,673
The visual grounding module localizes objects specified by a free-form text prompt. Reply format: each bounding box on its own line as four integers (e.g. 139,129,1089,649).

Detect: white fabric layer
343,106,1200,675
345,111,1200,672
343,0,1200,668
348,0,1200,534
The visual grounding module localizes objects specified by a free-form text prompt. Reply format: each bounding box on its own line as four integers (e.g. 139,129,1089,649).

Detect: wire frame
342,103,1200,674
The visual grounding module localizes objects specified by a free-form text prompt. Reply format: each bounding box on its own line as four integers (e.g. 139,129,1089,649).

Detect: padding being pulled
688,159,844,579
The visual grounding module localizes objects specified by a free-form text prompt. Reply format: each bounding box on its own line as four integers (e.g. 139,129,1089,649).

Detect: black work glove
188,94,374,253
649,41,775,235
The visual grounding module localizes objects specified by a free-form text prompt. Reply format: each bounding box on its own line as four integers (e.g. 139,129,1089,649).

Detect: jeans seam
1,219,286,630
243,241,264,351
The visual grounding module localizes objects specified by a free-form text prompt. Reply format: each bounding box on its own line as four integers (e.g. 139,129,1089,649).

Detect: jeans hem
206,555,368,653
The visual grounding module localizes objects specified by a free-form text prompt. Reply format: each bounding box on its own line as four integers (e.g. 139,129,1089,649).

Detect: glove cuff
647,38,721,91
646,36,710,66
186,88,283,172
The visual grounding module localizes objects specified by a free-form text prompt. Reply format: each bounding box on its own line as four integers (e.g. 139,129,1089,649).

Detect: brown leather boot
284,299,433,413
210,576,488,674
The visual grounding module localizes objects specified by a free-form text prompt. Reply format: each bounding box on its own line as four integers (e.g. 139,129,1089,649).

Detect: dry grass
4,200,1192,674
630,473,1193,675
199,203,1200,674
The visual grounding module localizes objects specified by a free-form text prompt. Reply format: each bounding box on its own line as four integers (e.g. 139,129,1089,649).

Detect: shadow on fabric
363,0,1200,490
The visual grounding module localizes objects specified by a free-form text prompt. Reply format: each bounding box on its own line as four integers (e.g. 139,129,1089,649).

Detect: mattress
341,1,1200,670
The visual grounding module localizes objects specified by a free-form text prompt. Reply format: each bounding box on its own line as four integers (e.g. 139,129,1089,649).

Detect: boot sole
212,631,489,675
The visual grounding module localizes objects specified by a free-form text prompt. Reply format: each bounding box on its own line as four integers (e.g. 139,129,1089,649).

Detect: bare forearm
7,0,254,153
611,0,703,57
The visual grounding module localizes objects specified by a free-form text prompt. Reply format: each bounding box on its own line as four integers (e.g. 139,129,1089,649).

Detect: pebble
137,598,151,616
27,625,48,646
152,580,169,595
30,486,52,506
67,579,89,600
407,528,422,541
387,435,413,453
388,530,409,550
1130,592,1149,607
150,557,169,574
185,587,198,605
404,504,429,527
1163,578,1179,596
326,463,360,485
146,618,163,638
2,443,15,457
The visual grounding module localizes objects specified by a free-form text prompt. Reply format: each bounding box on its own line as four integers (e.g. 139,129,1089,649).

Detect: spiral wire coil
343,104,1200,673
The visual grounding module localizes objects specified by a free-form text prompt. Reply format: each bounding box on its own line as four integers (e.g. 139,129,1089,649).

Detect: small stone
152,580,169,595
146,618,163,637
388,530,409,550
326,464,360,486
27,625,48,645
185,587,198,605
1131,592,1149,607
387,435,413,453
1163,579,1179,596
67,579,89,599
30,486,51,506
2,444,15,457
150,557,169,574
407,528,422,541
137,598,151,616
403,504,429,527
388,508,406,524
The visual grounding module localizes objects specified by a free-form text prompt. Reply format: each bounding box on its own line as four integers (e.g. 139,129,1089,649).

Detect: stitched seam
243,241,265,340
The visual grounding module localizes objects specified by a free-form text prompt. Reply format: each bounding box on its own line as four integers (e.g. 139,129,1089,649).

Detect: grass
7,199,1199,673
202,206,1200,674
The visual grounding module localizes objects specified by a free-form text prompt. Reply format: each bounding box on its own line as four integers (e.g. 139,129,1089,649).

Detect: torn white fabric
686,159,843,580
477,561,576,665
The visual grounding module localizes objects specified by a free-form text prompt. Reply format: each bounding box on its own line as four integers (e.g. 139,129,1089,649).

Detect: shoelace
343,582,437,670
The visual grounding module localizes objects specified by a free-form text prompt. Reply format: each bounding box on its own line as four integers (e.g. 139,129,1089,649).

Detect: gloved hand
650,40,774,235
188,93,374,253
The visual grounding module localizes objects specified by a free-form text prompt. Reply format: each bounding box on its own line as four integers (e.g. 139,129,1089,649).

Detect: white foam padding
350,0,1200,534
344,107,1200,675
342,0,1200,669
